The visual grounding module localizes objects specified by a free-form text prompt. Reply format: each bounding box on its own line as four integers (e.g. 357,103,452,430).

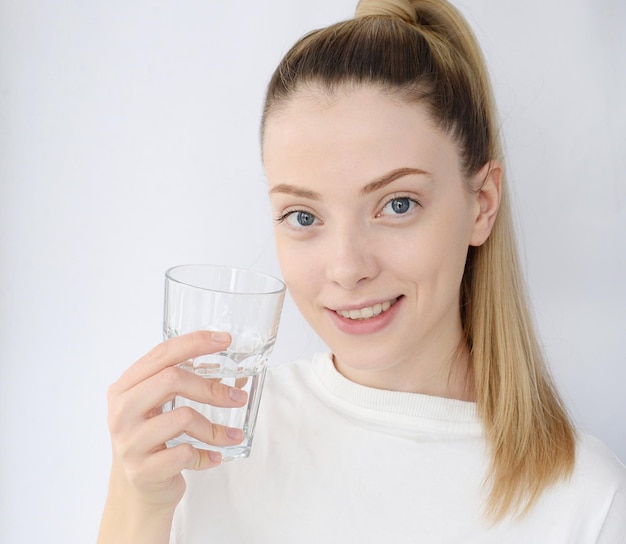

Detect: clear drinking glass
162,264,285,461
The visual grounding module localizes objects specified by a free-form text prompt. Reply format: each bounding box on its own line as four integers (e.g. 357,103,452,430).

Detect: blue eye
293,211,316,226
381,197,417,216
277,210,319,228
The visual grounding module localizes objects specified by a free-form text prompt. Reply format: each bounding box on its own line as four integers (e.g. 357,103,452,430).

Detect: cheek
274,238,295,283
395,212,472,285
274,236,317,302
433,213,475,285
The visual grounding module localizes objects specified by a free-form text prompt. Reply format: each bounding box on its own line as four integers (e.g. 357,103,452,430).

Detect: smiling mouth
335,297,399,321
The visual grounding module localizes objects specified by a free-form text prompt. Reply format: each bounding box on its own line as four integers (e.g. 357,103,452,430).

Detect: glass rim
165,264,286,296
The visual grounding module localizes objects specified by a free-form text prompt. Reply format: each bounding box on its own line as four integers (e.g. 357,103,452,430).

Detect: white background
1,1,624,541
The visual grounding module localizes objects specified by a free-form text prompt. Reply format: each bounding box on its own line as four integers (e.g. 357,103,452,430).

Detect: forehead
264,84,433,139
262,86,462,188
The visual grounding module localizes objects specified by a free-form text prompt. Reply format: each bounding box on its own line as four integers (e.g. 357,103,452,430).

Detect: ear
469,160,502,247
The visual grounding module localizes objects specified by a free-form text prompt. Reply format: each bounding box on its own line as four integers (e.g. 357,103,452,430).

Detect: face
263,86,499,396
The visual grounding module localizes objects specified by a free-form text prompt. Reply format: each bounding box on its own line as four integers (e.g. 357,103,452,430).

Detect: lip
327,296,403,336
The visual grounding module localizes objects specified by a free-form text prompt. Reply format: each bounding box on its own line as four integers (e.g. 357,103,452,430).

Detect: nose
325,224,379,290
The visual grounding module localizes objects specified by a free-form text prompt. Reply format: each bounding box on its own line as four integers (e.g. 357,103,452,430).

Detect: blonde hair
262,0,576,521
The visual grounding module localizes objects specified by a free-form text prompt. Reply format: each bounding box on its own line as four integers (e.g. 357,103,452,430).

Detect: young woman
98,1,626,542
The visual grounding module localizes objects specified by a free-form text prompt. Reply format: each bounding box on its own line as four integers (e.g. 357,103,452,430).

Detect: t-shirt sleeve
596,486,626,543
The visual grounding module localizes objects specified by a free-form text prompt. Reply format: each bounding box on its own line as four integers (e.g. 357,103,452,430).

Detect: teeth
337,298,397,320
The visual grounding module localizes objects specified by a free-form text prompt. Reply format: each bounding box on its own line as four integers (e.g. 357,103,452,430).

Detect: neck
332,324,475,402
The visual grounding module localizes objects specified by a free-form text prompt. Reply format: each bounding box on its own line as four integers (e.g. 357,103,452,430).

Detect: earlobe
470,161,502,247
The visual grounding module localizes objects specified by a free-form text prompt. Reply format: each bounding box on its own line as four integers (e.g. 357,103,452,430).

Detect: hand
98,330,247,543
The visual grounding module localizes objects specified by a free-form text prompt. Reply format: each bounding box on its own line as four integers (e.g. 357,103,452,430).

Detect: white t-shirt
171,353,626,543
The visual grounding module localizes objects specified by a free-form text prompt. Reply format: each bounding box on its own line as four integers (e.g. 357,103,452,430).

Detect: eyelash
378,195,421,217
274,209,318,227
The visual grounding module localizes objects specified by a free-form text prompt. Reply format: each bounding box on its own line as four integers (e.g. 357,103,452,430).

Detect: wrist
98,467,179,544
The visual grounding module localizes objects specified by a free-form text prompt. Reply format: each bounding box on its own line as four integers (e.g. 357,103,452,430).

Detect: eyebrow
359,167,430,195
268,167,430,200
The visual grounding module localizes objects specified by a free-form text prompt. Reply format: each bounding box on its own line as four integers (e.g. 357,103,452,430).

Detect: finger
133,407,244,455
119,365,248,423
114,331,231,393
188,448,223,471
131,444,222,488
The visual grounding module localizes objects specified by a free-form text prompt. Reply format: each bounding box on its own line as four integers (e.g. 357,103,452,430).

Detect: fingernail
229,387,247,403
226,427,243,440
211,331,230,343
207,450,222,464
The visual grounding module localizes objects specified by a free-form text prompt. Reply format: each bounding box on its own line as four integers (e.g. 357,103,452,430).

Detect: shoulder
574,433,626,490
553,433,626,512
568,433,626,541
